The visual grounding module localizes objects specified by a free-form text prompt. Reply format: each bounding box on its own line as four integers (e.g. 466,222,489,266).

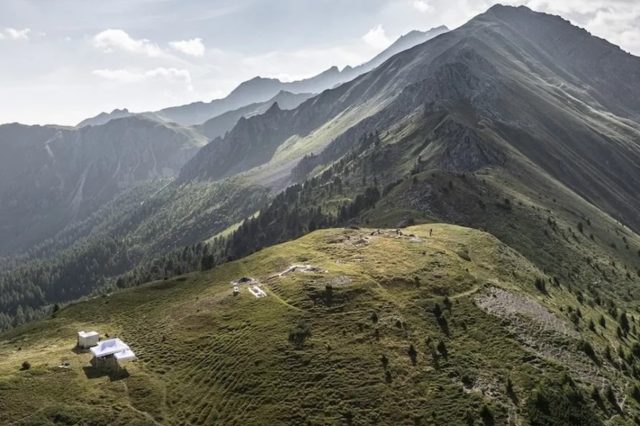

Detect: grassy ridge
1,224,633,425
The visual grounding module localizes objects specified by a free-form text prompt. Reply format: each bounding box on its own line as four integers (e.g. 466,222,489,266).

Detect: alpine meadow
1,2,640,425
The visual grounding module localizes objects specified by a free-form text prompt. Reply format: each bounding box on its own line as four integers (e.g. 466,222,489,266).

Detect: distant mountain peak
401,26,449,39
77,24,450,128
481,4,556,23
486,3,534,13
266,102,281,114
318,65,340,75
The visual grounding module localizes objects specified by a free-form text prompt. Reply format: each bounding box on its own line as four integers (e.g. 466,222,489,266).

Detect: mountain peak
401,26,449,40
323,65,340,74
480,3,564,25
485,3,533,14
266,101,281,114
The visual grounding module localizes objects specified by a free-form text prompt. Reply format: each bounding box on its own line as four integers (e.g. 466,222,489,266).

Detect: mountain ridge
0,115,207,253
179,4,640,231
75,26,449,128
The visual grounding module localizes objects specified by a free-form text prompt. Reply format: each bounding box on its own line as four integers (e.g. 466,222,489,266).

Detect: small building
90,338,137,372
77,331,100,349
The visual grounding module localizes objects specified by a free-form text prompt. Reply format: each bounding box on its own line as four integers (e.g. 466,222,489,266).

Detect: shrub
324,285,334,306
20,361,31,371
599,315,606,328
380,354,388,369
480,405,494,425
632,385,640,402
433,303,442,318
461,373,474,388
605,385,618,409
534,278,547,294
590,386,602,406
288,320,311,349
443,296,452,311
506,378,518,403
577,340,599,365
620,312,630,336
604,346,612,362
527,379,601,426
437,340,448,358
408,344,417,366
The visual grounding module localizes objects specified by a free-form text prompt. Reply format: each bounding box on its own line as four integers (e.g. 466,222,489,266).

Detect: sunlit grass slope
1,224,637,425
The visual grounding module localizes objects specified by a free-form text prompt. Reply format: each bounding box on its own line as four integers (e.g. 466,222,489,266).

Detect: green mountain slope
0,177,270,330
3,224,636,424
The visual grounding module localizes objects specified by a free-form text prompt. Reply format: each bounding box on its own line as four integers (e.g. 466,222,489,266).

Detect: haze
1,0,639,125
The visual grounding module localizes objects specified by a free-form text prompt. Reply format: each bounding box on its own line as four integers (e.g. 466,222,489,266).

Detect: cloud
92,67,193,90
92,29,162,57
169,38,205,57
362,25,391,49
411,0,431,13
0,27,31,41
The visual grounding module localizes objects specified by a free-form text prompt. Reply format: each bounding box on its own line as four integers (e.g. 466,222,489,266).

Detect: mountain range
0,25,450,258
78,25,449,128
1,5,640,425
0,116,206,253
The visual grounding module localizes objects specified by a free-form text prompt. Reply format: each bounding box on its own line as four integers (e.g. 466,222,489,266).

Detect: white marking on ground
248,285,267,298
273,264,326,278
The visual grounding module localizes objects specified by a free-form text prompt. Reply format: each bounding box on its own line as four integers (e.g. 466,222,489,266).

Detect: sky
1,0,639,126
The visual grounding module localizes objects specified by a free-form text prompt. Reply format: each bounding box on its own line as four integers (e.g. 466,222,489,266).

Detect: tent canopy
90,338,129,358
114,349,137,362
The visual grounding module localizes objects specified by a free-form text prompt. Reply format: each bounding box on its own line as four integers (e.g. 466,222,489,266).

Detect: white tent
77,331,99,348
91,338,129,358
90,337,137,368
114,349,137,363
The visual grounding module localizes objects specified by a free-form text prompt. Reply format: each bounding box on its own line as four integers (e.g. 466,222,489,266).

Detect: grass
0,224,636,425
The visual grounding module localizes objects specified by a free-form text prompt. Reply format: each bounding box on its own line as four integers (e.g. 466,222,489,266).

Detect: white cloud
411,0,431,13
92,67,193,90
92,29,162,57
0,27,31,41
169,38,205,57
362,25,391,49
